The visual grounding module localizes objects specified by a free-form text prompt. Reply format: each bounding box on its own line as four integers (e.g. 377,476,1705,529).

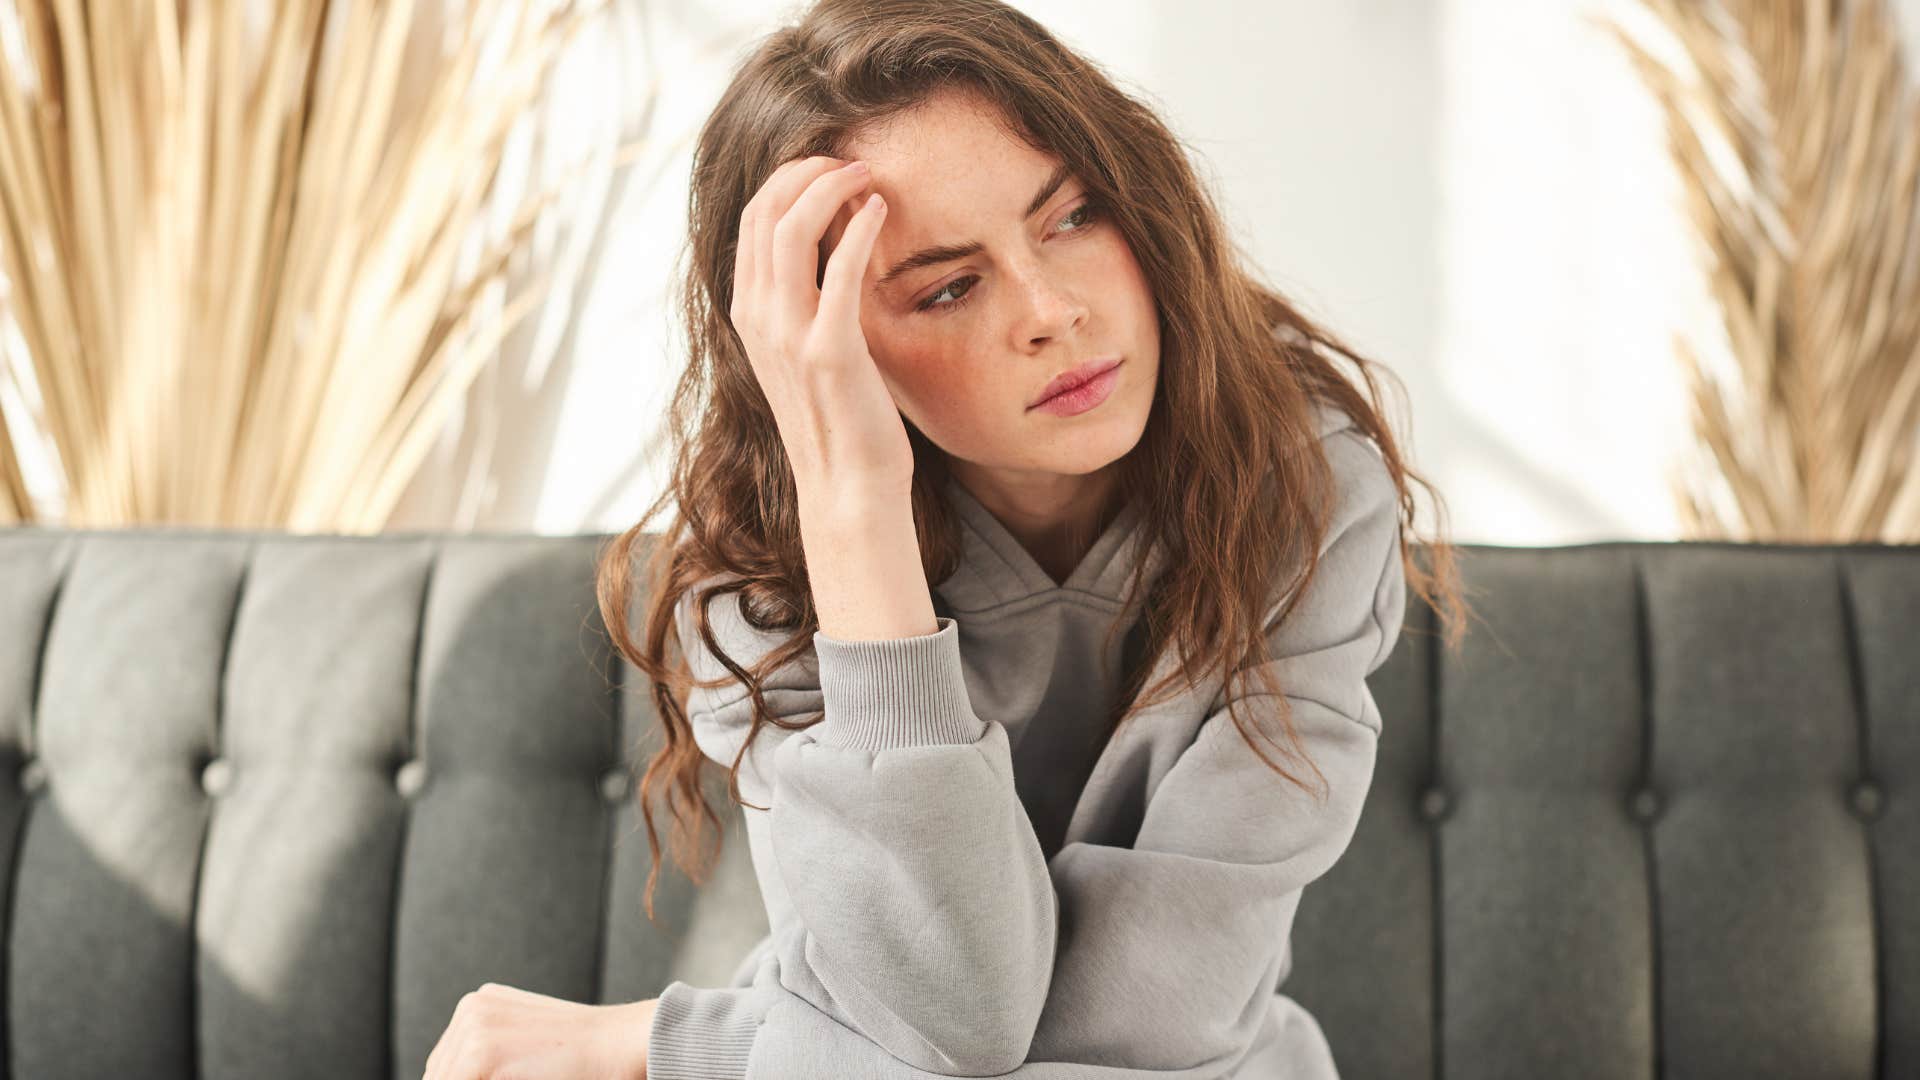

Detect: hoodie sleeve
1021,424,1405,1070
645,579,1058,1078
647,424,1406,1078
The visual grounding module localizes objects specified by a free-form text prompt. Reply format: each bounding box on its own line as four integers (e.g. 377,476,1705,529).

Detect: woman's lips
1030,359,1123,417
1029,357,1123,410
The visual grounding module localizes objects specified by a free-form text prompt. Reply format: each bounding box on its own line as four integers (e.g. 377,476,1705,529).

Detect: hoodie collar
934,473,1156,613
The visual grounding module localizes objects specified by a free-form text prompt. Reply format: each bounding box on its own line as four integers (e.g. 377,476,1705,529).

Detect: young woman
594,0,1471,1075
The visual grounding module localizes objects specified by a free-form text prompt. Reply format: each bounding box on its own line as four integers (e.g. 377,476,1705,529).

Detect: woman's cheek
897,366,960,422
873,350,947,422
903,371,990,447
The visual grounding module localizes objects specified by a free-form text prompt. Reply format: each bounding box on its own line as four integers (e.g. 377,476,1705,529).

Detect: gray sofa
0,526,1911,1079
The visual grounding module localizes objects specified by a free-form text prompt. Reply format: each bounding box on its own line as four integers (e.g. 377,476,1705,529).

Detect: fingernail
844,160,868,174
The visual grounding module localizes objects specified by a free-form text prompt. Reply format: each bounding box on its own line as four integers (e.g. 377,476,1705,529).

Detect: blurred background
2,0,1916,545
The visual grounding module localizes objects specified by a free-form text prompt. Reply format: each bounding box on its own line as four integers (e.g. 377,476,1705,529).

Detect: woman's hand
731,155,912,508
421,982,657,1080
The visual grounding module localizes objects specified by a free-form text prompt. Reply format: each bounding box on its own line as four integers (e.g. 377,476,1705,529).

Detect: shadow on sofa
0,526,1911,1078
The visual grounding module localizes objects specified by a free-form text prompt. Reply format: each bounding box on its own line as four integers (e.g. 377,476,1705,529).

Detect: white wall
384,0,1920,545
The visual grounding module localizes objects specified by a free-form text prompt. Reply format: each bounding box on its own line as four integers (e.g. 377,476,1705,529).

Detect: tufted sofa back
0,528,1912,1078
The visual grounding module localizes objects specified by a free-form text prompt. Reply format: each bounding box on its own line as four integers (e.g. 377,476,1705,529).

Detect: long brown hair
596,0,1474,922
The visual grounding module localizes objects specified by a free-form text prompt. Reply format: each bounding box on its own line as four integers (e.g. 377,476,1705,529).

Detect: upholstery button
200,758,234,797
1417,786,1450,823
18,758,46,795
1628,787,1662,822
395,759,428,799
1849,780,1884,820
600,767,631,804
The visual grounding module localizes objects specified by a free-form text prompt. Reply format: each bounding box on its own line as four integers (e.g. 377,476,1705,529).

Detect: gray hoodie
645,397,1408,1078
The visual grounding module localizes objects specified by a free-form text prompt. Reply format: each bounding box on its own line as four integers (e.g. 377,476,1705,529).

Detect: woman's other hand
421,982,657,1080
730,155,911,507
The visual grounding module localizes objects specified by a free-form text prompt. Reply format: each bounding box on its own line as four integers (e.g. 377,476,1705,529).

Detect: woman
433,0,1470,1076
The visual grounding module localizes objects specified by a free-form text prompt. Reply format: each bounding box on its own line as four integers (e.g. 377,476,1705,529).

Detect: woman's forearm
798,486,938,641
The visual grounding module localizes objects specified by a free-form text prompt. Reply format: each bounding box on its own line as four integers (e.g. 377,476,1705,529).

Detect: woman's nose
1010,266,1089,343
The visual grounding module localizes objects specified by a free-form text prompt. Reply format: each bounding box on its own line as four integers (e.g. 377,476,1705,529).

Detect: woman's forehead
840,90,1040,172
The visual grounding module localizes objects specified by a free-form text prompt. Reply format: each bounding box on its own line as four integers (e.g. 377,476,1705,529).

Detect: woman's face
820,90,1161,498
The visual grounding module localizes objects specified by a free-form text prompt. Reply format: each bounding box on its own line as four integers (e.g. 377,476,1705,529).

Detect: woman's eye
915,199,1103,314
1056,200,1098,232
917,276,976,312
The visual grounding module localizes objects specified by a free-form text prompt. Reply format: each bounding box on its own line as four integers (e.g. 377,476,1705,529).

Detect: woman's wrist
602,998,657,1080
797,481,937,641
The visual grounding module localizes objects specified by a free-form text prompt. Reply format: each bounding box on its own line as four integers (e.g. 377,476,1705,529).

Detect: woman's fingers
725,154,911,489
770,161,874,323
817,191,887,336
732,197,756,324
736,157,844,318
422,1016,459,1080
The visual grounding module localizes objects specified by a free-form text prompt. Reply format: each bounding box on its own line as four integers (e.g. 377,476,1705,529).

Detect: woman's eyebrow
874,162,1074,291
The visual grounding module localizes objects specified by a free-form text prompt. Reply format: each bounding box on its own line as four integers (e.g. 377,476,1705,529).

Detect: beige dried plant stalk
1599,0,1920,541
0,0,646,531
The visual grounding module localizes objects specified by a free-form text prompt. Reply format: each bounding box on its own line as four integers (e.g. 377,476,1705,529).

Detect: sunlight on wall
1432,0,1705,544
384,0,1918,546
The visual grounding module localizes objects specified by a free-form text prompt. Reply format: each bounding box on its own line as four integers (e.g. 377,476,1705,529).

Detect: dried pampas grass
1599,0,1920,541
0,0,646,531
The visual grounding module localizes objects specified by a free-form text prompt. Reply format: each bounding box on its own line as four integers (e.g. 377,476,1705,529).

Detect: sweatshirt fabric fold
646,396,1407,1079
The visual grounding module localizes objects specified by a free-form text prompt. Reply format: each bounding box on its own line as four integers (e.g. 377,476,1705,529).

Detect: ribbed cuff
810,615,987,750
647,981,760,1080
